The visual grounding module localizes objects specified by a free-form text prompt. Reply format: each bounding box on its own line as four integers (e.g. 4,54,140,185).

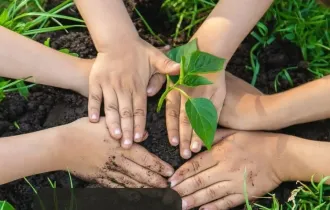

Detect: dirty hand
88,38,180,149
168,129,284,210
63,117,174,188
165,71,226,159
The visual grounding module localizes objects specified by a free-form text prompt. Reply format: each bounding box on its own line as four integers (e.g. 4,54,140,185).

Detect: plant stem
173,86,190,99
157,86,174,112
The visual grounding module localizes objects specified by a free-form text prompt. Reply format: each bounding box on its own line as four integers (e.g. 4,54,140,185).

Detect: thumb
151,49,180,75
212,129,237,145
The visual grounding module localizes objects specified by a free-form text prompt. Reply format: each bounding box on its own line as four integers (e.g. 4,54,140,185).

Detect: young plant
157,39,225,149
0,77,34,102
43,38,78,57
0,201,15,210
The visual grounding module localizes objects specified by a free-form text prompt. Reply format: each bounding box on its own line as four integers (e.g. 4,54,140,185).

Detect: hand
61,117,174,188
166,71,226,159
168,129,285,210
88,38,180,149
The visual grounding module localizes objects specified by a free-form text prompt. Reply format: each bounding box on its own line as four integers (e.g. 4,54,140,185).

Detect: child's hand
88,38,180,149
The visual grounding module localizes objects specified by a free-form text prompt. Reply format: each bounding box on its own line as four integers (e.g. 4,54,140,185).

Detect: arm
0,26,91,96
73,0,179,147
0,118,173,187
0,126,65,184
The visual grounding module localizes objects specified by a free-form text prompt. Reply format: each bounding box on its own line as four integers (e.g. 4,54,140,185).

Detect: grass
0,0,84,102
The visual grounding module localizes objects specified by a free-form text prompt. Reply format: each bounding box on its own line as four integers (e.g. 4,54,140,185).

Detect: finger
181,181,236,210
116,156,169,187
104,170,149,188
166,90,180,146
169,151,217,187
190,132,202,153
150,48,180,75
132,90,147,143
212,129,237,144
88,81,103,123
117,91,134,149
104,87,122,139
147,74,166,96
179,96,192,159
124,144,174,177
173,167,229,197
95,178,124,188
158,45,171,53
199,194,244,210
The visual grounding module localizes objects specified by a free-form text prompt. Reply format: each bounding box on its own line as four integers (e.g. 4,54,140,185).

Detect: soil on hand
0,0,328,209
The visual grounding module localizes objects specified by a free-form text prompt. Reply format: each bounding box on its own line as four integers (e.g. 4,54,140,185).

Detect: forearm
276,135,330,184
263,75,330,129
0,26,91,94
0,127,67,184
192,0,273,60
74,0,138,52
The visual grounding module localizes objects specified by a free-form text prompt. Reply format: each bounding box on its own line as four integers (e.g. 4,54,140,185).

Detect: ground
1,0,329,209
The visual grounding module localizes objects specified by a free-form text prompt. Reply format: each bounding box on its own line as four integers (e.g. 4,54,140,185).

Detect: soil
0,0,329,209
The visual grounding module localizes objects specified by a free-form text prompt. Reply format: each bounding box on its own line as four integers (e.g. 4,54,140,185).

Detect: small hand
165,71,226,159
88,38,179,149
64,118,174,188
169,129,284,210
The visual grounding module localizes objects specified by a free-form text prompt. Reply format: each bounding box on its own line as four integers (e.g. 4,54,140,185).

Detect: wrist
95,31,140,53
274,136,330,183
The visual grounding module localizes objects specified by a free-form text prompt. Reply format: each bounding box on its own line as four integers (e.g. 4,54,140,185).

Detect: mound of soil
1,0,329,209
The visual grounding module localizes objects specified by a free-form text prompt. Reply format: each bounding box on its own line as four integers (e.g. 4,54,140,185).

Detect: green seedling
157,39,225,149
43,38,78,57
0,0,85,37
0,77,34,102
0,201,15,210
247,22,276,86
13,121,20,130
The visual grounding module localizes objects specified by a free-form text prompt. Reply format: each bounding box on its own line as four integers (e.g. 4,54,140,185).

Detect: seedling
0,201,15,210
157,39,225,149
43,38,78,57
0,77,34,102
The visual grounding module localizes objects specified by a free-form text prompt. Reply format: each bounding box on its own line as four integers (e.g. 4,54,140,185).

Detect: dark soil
0,0,329,209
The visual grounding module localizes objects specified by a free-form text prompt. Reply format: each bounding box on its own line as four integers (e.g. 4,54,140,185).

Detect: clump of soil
0,0,329,210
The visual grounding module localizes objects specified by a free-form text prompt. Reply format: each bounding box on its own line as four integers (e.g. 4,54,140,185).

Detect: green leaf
185,98,217,150
169,75,179,84
167,39,198,63
43,37,50,47
183,75,213,87
0,91,5,102
188,51,225,74
178,56,186,84
16,81,29,99
0,201,15,210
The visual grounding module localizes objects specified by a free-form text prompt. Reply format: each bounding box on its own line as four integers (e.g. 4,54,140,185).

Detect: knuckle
141,155,149,164
206,187,217,199
90,93,102,104
134,108,146,117
166,108,179,119
180,115,190,125
192,176,204,189
120,108,133,118
105,103,119,112
162,59,172,70
224,199,234,209
190,160,200,173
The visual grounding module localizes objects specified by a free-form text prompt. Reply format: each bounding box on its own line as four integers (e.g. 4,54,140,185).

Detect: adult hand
88,38,180,149
168,129,285,210
62,117,174,188
165,71,226,159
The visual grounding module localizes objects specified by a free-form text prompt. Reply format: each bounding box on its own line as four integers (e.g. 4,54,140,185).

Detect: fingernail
147,87,153,94
183,149,191,159
170,180,177,188
114,128,121,135
134,133,141,140
182,199,187,210
91,114,98,120
171,137,179,145
166,170,174,177
123,139,131,146
192,141,199,150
